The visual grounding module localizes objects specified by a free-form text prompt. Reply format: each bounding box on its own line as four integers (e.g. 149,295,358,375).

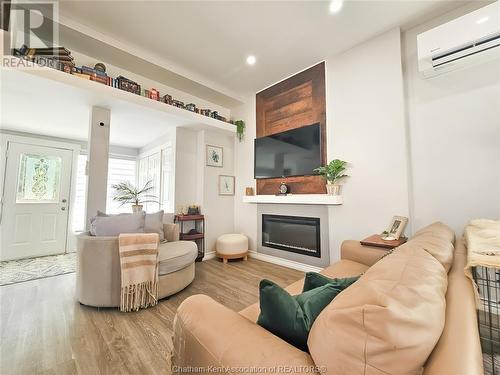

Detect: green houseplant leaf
234,120,245,142
313,159,349,184
112,180,158,206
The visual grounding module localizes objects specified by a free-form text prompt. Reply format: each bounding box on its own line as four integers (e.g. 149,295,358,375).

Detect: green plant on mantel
234,120,245,141
313,159,349,184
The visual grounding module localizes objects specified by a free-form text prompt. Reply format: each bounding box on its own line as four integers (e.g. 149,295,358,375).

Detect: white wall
232,96,258,250
174,127,235,256
233,8,500,267
232,30,410,261
403,5,500,234
175,128,200,212
203,131,235,253
326,28,410,260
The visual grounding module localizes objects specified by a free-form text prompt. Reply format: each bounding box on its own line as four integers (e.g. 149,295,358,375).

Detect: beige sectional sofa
76,223,197,307
172,222,483,374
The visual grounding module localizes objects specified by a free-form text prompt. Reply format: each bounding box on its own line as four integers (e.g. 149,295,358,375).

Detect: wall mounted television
254,123,321,179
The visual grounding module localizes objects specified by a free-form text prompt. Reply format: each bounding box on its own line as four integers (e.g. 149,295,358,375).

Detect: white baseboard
202,251,216,261
248,251,322,273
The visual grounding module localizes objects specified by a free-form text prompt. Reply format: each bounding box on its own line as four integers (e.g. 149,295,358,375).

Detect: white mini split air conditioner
417,1,500,78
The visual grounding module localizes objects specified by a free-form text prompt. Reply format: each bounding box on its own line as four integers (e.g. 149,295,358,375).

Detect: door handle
61,207,66,211
62,199,67,203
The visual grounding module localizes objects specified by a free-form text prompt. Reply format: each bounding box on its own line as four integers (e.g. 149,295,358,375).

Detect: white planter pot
132,204,143,213
326,184,342,196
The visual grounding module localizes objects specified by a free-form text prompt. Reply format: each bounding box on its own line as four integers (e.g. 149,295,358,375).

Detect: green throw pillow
257,279,343,352
302,272,360,293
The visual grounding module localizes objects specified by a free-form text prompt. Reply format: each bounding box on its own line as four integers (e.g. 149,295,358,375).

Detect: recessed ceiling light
329,0,343,14
476,16,489,25
246,55,256,65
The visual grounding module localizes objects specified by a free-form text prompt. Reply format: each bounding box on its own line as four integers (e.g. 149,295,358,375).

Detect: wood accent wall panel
256,62,326,195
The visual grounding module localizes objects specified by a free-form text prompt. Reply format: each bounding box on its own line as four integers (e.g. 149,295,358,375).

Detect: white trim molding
243,194,342,205
203,251,217,261
248,251,322,273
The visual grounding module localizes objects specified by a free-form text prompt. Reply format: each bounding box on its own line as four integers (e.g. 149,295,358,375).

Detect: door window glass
16,153,62,203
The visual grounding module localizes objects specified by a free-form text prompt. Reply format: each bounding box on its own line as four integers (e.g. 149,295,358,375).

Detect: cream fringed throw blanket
465,219,500,265
118,233,159,312
464,219,500,305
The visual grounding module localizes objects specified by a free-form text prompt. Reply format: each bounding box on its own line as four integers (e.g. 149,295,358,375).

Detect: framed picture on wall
206,145,223,167
219,175,235,196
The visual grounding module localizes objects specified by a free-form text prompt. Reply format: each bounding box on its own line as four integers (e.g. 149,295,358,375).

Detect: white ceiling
58,0,470,97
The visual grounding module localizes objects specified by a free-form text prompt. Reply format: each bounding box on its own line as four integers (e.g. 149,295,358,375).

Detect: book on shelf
72,72,91,80
81,66,107,78
18,45,71,55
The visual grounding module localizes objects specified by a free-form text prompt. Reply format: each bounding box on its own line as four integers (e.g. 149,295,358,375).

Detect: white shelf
4,63,236,135
242,194,343,205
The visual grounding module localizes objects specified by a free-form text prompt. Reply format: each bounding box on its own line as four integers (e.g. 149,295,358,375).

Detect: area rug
0,253,76,286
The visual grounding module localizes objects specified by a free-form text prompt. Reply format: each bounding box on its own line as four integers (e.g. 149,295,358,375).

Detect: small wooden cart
174,214,205,261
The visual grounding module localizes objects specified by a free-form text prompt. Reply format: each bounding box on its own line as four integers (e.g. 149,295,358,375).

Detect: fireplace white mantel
242,194,343,205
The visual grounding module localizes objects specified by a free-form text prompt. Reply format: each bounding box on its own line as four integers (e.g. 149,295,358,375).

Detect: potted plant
112,180,158,212
234,120,245,141
313,159,349,195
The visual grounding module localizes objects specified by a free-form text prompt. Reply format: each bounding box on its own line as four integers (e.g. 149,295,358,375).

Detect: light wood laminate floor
0,258,303,375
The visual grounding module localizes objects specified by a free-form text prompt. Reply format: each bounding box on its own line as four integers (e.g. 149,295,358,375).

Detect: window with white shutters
106,157,137,214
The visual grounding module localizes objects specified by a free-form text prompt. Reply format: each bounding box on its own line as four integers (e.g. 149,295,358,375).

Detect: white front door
1,142,73,261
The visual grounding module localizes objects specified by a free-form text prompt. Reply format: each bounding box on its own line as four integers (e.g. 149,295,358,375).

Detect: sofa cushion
308,245,448,375
144,210,165,242
90,212,145,236
302,272,359,293
414,221,455,243
158,240,198,275
239,259,369,322
412,222,455,272
97,210,165,241
257,279,344,352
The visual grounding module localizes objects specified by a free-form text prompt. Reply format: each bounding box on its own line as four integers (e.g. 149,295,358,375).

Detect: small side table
360,234,407,250
174,214,205,261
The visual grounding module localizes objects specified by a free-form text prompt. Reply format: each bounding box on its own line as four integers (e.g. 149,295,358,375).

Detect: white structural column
85,106,110,228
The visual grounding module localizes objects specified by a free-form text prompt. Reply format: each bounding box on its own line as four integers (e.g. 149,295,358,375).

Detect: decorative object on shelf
210,111,219,119
382,216,408,240
162,94,173,104
150,88,160,101
116,75,141,95
206,144,223,167
313,159,349,195
278,182,289,195
234,120,245,141
219,175,235,196
111,180,158,212
94,62,106,73
245,187,254,196
172,99,185,109
185,103,197,112
187,205,201,215
174,214,205,261
200,109,212,117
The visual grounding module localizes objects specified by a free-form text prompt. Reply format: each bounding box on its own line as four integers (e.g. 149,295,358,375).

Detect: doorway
1,141,75,261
